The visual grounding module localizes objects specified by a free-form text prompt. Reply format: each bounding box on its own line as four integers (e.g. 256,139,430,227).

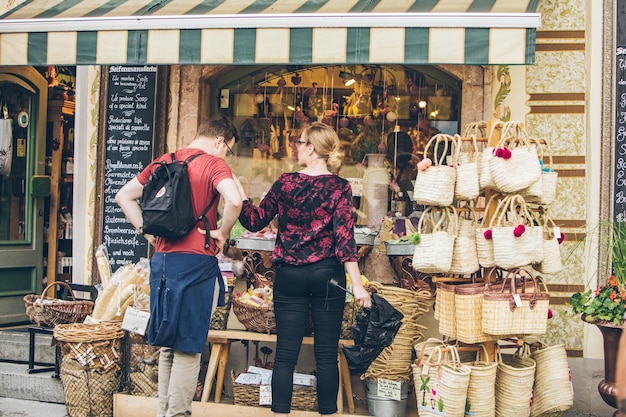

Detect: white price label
347,178,363,197
377,379,402,401
259,385,272,405
121,307,150,335
553,226,561,240
513,294,523,308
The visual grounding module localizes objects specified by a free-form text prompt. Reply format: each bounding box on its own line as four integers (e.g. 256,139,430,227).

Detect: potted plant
569,220,626,409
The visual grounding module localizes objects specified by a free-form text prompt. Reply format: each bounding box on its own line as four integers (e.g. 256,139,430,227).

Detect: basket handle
478,192,504,228
501,268,540,311
487,194,515,228
463,121,487,139
414,337,446,365
454,133,479,162
475,343,491,363
422,134,454,166
39,281,76,301
418,206,457,235
487,120,506,144
497,121,532,150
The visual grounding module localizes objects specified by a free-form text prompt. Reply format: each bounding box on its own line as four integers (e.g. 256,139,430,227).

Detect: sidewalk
0,357,618,417
0,396,68,417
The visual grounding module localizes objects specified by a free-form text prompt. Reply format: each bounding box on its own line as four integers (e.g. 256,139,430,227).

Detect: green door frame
0,66,48,325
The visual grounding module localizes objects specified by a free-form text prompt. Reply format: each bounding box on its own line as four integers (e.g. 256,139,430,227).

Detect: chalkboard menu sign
102,65,157,269
615,1,626,222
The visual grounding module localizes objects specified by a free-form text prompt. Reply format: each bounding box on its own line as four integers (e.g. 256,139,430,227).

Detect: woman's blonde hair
305,122,344,174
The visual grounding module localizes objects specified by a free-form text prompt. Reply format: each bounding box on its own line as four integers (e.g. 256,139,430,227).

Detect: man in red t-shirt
116,115,242,417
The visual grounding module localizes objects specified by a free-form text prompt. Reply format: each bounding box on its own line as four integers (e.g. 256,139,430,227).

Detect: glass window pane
0,83,33,243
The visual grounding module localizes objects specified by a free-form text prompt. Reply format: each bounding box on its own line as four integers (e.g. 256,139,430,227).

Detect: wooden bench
201,329,356,414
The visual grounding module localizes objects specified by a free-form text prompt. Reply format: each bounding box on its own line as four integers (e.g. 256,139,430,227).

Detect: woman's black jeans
271,257,346,415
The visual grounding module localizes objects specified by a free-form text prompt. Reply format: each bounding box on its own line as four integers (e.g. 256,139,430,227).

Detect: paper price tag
347,178,363,197
259,385,272,405
553,226,561,240
377,378,402,401
121,307,150,335
421,365,429,376
513,294,523,308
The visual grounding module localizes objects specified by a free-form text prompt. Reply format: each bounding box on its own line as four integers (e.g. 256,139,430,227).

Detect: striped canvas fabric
0,0,540,66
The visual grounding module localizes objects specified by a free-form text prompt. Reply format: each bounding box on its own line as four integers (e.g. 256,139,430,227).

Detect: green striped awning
0,0,541,66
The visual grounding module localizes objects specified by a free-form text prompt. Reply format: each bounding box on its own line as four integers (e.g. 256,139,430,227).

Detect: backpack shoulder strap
198,193,219,250
184,152,204,164
183,150,218,249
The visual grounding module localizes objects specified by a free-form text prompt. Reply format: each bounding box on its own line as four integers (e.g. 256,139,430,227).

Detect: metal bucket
366,379,408,417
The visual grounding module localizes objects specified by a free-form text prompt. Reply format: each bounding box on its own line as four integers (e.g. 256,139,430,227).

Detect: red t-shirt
136,148,233,255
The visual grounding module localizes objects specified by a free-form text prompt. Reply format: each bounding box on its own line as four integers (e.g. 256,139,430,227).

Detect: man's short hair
197,115,239,143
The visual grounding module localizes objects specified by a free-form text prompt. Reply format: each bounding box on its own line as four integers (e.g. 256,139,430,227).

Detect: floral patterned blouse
239,172,358,266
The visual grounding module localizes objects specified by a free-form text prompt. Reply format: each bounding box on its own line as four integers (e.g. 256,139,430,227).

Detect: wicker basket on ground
54,322,125,417
231,370,317,411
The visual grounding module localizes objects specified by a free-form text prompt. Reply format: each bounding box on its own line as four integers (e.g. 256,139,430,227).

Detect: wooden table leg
214,341,231,403
201,342,224,402
337,352,343,414
338,351,355,414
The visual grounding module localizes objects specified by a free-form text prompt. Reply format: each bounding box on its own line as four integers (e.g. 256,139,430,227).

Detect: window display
217,64,461,220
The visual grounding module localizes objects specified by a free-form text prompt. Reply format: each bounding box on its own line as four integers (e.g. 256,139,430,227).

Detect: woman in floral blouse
234,122,371,416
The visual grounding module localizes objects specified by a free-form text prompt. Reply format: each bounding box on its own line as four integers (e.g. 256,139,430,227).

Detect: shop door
0,68,48,325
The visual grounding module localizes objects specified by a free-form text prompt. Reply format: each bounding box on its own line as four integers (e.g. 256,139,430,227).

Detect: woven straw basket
413,134,457,206
364,282,432,382
435,282,456,338
209,277,236,331
454,282,499,344
54,322,125,417
475,193,503,269
533,213,563,275
449,208,479,275
454,133,480,201
530,344,573,417
412,207,457,274
490,194,543,270
489,121,541,193
482,269,550,336
522,138,558,206
232,297,276,334
340,300,360,340
495,347,536,417
231,370,317,411
463,345,497,417
24,281,94,327
478,120,504,191
413,344,471,417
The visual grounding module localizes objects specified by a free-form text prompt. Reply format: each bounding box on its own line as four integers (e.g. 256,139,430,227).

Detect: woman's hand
344,261,371,308
352,285,372,309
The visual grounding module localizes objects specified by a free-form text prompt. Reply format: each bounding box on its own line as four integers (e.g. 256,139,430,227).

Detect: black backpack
141,152,217,248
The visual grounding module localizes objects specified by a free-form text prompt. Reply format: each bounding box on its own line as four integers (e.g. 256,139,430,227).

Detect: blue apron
148,252,225,353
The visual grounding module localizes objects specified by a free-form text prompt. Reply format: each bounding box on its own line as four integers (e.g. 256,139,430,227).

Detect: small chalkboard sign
101,65,157,270
615,2,626,223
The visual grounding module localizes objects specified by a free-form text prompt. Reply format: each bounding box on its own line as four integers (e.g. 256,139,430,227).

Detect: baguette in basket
91,258,150,322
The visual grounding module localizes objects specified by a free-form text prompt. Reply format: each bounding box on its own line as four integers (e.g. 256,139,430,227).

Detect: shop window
215,65,461,214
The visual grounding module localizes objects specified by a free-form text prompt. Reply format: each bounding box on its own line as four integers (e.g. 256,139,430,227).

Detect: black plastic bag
342,293,404,375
